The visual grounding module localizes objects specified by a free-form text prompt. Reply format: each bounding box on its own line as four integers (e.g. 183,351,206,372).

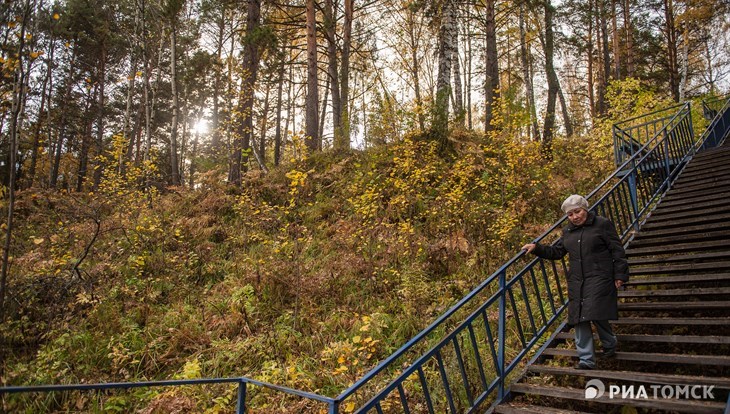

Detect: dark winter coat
532,211,629,325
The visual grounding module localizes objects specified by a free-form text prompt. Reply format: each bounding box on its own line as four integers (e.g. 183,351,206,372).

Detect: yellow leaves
285,169,309,195
53,13,60,20
29,51,44,59
175,359,202,380
352,335,361,344
32,237,44,245
75,292,97,305
343,402,356,413
286,365,301,381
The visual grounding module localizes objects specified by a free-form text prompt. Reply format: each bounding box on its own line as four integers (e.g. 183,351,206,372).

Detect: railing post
236,381,247,414
663,133,671,180
628,158,640,231
687,104,695,155
497,269,507,401
612,125,620,165
329,400,339,414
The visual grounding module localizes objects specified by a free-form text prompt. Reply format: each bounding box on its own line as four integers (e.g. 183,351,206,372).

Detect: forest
0,0,728,411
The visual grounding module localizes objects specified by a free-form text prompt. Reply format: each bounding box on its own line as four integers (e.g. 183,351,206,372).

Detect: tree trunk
143,21,167,174
587,0,596,118
211,6,226,151
703,38,715,93
122,2,140,168
664,0,679,101
28,38,53,188
189,133,197,189
519,2,539,141
611,0,621,79
93,46,106,190
325,0,342,147
484,0,499,133
433,0,456,148
465,19,472,130
225,28,236,162
128,101,144,163
623,0,634,77
407,10,425,131
543,0,558,155
179,84,190,184
284,62,293,156
259,79,270,164
229,0,261,185
558,81,574,137
594,0,606,115
121,53,138,170
50,39,78,188
678,24,688,102
169,24,181,186
0,0,31,319
600,0,611,87
77,88,95,192
452,21,464,126
274,49,285,166
337,0,353,150
319,74,329,143
305,0,319,151
141,0,152,167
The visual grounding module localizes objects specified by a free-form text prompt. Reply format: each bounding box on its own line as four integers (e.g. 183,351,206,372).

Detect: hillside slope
1,133,613,412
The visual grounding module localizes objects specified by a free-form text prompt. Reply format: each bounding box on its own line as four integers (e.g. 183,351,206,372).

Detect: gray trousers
574,320,617,368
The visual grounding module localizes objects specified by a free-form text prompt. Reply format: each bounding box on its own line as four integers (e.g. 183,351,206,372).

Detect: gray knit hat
561,194,589,213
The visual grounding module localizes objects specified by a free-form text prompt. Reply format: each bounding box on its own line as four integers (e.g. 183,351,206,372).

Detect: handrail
697,95,730,150
0,375,339,413
613,103,685,129
2,101,727,413
612,103,686,166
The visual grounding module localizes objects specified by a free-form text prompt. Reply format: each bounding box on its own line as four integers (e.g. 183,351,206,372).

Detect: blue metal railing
702,94,729,120
613,103,686,168
2,100,728,413
0,376,340,413
698,95,730,151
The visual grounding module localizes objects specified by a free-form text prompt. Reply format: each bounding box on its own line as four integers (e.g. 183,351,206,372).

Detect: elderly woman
522,194,629,370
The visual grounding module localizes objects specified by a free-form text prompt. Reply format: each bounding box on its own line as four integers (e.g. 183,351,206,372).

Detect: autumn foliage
0,116,631,412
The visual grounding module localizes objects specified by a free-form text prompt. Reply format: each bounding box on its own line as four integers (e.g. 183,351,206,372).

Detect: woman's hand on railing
521,243,536,254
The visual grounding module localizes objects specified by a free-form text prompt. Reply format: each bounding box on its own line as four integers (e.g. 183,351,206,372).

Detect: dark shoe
575,362,594,370
600,347,616,358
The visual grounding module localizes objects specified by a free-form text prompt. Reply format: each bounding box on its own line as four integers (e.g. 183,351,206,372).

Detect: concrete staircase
494,141,730,413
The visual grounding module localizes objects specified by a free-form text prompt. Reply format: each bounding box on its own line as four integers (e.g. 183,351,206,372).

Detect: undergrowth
0,110,645,412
